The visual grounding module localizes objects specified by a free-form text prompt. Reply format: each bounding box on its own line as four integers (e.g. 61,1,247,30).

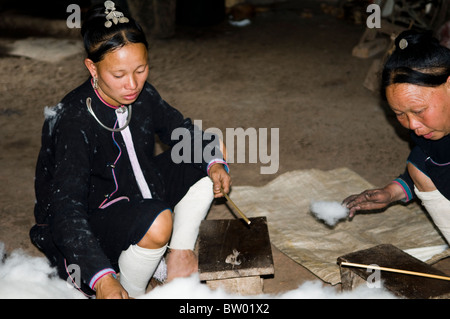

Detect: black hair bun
395,29,436,51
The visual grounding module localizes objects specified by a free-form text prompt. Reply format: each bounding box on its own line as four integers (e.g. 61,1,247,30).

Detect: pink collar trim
90,78,122,110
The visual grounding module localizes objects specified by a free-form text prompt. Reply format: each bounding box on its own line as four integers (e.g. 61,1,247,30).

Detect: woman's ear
84,58,97,78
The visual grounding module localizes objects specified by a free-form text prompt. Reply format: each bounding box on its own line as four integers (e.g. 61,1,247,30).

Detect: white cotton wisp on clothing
310,200,349,226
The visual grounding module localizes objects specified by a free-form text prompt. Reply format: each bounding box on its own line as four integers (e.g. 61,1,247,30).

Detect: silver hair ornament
104,0,129,28
399,38,408,50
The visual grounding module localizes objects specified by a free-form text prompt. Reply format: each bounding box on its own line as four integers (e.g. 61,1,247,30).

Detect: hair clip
399,38,408,50
104,0,129,28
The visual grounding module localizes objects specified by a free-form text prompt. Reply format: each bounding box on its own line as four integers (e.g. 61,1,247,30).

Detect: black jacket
31,79,221,290
395,132,450,202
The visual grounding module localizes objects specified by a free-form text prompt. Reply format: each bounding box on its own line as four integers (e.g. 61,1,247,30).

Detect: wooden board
205,276,264,295
337,244,450,299
198,217,274,281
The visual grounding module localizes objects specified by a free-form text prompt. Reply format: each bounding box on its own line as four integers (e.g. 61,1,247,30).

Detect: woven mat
7,37,83,63
230,168,447,285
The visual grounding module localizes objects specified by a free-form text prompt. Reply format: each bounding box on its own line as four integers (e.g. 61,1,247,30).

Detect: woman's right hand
342,183,405,218
94,273,129,299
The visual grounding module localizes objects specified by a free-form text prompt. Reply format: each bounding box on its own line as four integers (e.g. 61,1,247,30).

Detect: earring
93,77,99,90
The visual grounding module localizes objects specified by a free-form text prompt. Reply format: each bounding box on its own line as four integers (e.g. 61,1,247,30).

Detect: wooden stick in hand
221,188,251,225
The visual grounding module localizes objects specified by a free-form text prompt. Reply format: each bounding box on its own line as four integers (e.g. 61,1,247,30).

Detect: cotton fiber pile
0,243,85,299
0,242,396,299
310,200,349,226
139,274,396,299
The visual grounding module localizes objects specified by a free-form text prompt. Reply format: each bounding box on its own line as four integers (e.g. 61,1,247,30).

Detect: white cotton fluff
139,273,396,299
310,200,349,226
0,243,86,299
0,242,396,299
43,103,63,134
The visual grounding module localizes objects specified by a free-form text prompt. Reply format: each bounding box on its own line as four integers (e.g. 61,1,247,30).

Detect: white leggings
414,186,450,244
170,176,214,250
118,176,213,297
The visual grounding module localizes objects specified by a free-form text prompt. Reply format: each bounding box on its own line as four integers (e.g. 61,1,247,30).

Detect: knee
138,209,173,249
186,176,214,201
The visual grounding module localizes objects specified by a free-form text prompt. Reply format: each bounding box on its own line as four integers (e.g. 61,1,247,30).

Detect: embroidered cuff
393,178,413,202
89,268,117,290
207,158,229,175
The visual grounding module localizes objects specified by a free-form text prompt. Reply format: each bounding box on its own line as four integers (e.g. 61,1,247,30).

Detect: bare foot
166,249,198,282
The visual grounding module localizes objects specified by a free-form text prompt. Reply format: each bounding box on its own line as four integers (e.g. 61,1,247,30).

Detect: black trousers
89,150,207,270
30,150,207,296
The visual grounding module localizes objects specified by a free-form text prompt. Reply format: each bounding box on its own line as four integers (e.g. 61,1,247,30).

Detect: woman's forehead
387,83,445,109
100,43,148,68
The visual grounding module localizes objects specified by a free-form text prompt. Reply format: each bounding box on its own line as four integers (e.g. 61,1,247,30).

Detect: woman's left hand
208,164,232,198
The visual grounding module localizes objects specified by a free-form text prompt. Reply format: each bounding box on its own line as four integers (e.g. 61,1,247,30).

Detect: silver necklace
86,97,132,132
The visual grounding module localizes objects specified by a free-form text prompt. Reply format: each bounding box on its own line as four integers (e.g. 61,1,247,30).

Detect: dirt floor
1,0,449,297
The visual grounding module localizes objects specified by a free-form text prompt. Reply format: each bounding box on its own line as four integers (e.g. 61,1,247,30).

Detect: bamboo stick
221,188,251,225
339,261,450,281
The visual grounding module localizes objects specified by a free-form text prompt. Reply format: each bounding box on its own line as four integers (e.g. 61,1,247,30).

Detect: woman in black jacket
30,1,231,298
343,30,450,245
